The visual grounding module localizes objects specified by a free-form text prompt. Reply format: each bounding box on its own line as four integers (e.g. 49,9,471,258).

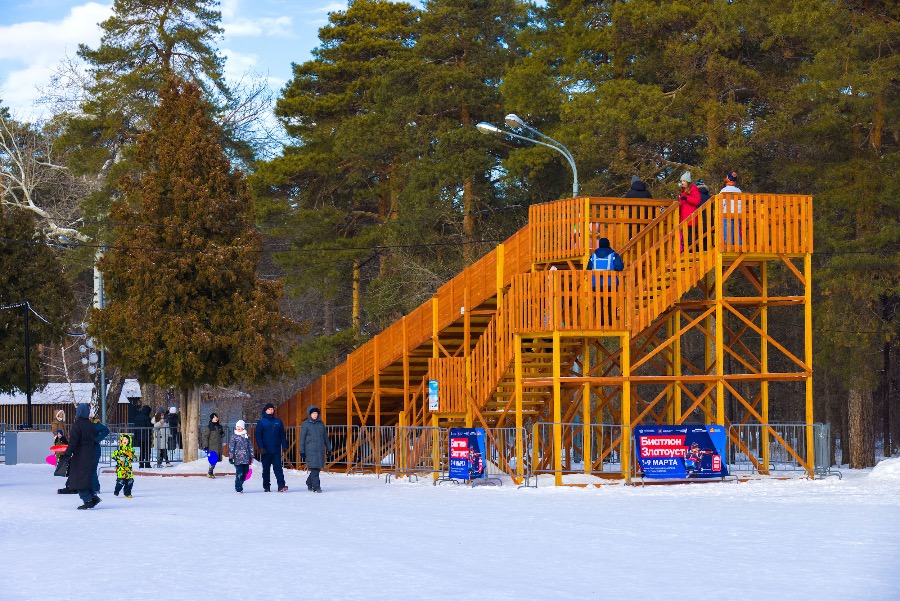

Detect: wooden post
621,333,632,478
804,254,815,476
553,330,562,486
515,334,524,482
715,253,725,426
582,338,591,475
761,261,770,473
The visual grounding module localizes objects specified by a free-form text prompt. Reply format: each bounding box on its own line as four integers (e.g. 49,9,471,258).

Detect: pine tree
62,0,242,243
91,78,296,461
0,207,73,394
253,0,422,370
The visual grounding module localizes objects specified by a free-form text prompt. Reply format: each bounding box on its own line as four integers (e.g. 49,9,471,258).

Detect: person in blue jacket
255,403,289,492
589,238,625,324
589,238,624,289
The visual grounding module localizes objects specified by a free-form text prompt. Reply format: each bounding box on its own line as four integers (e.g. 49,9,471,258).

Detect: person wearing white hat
229,420,254,493
678,171,701,250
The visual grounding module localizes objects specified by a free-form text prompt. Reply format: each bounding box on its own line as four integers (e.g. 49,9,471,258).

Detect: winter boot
278,486,289,492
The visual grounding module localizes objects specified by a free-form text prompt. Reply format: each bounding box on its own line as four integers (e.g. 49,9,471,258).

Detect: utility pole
23,301,32,428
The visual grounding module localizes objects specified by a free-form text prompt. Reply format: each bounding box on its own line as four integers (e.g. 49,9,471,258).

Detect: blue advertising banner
427,380,439,411
448,428,486,480
634,425,728,479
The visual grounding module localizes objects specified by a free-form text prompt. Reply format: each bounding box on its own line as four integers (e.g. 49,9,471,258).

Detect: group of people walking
54,402,332,509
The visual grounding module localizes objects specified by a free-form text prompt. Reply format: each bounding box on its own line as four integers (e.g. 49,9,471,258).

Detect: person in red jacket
677,171,701,250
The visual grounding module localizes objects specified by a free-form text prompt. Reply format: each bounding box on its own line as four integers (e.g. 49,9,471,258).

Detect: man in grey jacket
299,406,332,492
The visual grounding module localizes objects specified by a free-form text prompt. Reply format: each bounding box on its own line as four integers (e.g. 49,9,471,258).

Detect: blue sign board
448,428,486,480
634,425,728,479
428,380,439,411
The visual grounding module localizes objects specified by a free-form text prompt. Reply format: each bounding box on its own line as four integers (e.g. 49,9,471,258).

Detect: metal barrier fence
531,422,625,477
100,425,184,467
2,420,838,481
726,423,836,477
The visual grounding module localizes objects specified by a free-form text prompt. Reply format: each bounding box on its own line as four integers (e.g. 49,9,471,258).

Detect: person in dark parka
624,175,653,199
90,415,110,494
133,405,153,468
202,413,226,478
299,406,332,493
255,403,289,492
63,404,101,509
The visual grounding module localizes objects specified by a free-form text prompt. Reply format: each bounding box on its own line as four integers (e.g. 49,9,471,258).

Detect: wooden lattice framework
278,194,814,483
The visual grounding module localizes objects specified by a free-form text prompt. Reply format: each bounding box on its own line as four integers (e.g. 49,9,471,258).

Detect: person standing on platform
719,170,742,245
588,238,625,324
624,175,653,198
678,171,701,250
255,403,289,492
300,406,332,493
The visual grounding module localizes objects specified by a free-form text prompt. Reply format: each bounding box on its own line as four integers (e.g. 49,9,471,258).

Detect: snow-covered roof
0,379,139,405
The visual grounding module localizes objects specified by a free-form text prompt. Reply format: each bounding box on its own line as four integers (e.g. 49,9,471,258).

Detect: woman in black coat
299,406,332,493
63,404,101,509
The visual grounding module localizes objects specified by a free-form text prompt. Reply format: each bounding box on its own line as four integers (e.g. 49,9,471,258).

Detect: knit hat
75,404,90,419
263,402,275,411
598,237,611,248
235,419,247,436
209,412,219,421
169,407,176,414
236,419,245,429
697,179,708,189
680,171,692,183
630,175,640,185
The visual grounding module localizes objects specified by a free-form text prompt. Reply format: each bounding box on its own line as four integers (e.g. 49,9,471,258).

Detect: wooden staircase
279,194,813,433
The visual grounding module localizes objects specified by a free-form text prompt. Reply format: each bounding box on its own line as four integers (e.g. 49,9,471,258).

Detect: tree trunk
105,367,125,424
140,381,159,411
848,387,875,468
352,259,361,336
181,386,202,462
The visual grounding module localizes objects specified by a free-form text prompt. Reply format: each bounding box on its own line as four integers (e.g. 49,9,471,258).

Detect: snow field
0,458,898,600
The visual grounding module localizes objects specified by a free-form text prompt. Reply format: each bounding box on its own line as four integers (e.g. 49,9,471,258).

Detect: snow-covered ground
1,459,899,600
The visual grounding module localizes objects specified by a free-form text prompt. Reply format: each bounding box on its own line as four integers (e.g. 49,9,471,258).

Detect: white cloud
220,0,293,38
309,3,346,14
0,2,111,119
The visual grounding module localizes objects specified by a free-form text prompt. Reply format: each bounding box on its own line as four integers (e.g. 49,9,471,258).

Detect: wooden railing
285,222,533,417
529,197,670,265
718,193,813,254
427,357,467,413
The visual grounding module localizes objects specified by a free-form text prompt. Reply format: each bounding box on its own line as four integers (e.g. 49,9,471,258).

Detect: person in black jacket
63,404,101,509
624,175,652,198
255,403,289,492
134,405,153,468
300,406,332,493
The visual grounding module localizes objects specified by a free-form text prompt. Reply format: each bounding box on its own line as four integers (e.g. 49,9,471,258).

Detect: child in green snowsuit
111,433,136,498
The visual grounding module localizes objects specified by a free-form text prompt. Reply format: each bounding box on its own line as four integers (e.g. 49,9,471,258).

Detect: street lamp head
476,122,501,135
505,114,526,129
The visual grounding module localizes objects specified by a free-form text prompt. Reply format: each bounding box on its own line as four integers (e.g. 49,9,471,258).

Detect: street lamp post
476,115,579,198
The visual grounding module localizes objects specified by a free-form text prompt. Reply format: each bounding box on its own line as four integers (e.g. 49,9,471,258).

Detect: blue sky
0,0,350,119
